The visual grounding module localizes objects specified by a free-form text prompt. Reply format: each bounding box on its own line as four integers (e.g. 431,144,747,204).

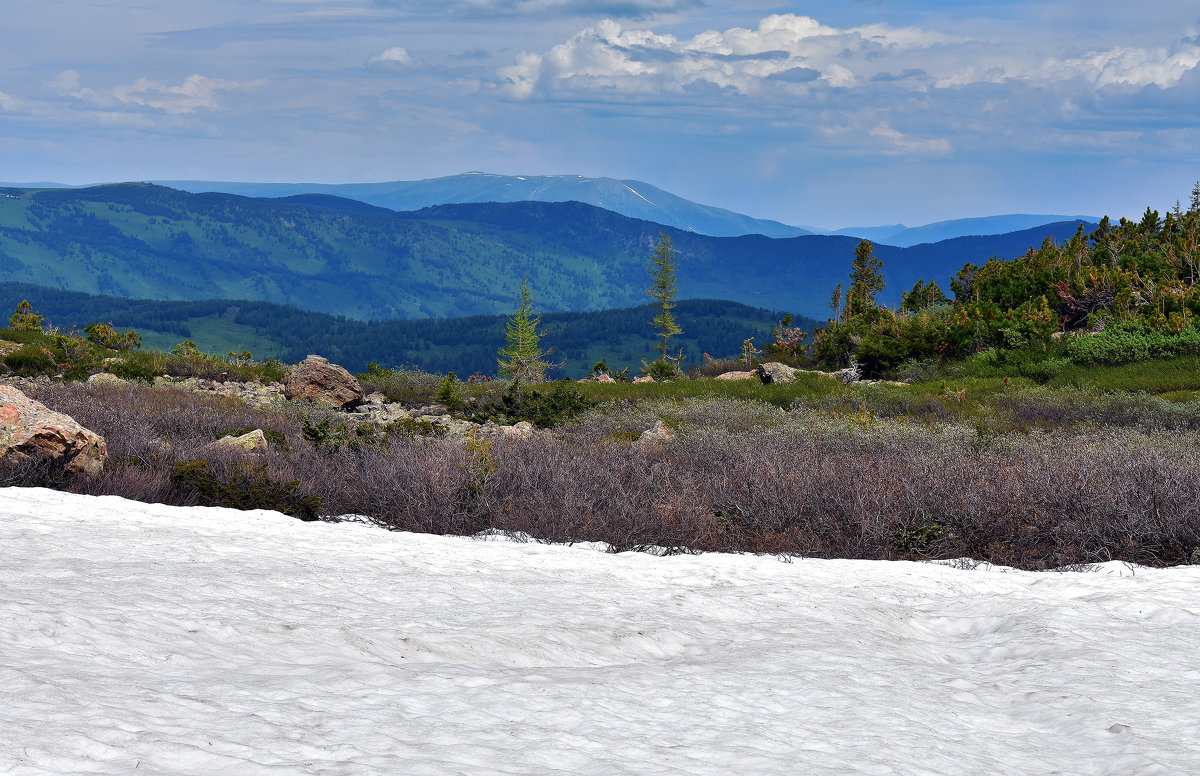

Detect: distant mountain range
816,215,1103,248
156,173,812,240
7,172,1099,245
0,183,1097,322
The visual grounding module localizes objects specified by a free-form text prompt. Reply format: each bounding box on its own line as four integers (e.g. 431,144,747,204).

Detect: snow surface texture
2,488,1199,775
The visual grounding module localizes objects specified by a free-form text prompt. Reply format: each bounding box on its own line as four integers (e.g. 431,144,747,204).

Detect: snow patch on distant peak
622,182,655,207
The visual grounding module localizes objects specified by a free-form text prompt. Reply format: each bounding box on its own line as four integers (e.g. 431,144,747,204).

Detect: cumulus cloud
494,14,961,100
366,46,414,71
1037,45,1200,89
373,0,701,18
494,13,1200,101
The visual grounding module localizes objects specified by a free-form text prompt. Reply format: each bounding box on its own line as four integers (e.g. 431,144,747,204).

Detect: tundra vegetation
3,189,1200,570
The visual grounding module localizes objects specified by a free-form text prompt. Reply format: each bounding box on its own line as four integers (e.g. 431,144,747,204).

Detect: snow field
1,487,1199,775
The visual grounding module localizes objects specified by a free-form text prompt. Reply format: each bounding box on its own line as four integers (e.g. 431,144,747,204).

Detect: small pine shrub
4,345,59,376
107,351,161,383
8,300,45,332
642,358,683,381
169,459,323,521
470,380,593,428
434,372,464,410
84,322,142,351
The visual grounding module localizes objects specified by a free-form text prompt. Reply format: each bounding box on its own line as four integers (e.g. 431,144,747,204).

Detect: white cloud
494,14,966,100
0,91,22,112
112,74,245,115
50,71,254,116
366,46,413,71
868,123,953,157
494,13,1200,101
1038,45,1200,89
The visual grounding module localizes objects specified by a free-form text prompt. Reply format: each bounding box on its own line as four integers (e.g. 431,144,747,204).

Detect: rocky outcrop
283,355,364,408
755,362,797,384
715,370,755,380
0,385,107,476
153,376,286,407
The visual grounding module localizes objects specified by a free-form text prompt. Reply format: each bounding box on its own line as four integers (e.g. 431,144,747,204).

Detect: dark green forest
0,282,813,377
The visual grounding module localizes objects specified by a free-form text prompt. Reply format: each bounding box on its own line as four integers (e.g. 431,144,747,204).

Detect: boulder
633,375,655,384
501,421,535,439
0,385,107,476
210,429,268,453
283,355,365,408
637,419,677,445
715,370,755,381
755,362,797,384
86,372,125,388
580,373,616,384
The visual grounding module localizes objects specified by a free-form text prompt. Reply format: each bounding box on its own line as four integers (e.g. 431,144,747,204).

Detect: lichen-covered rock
283,355,364,408
211,429,268,452
755,362,797,384
86,372,125,388
715,371,755,380
0,384,107,476
633,375,655,384
501,421,535,439
637,419,676,445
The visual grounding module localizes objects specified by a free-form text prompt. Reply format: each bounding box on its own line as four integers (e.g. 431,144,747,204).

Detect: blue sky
2,0,1198,227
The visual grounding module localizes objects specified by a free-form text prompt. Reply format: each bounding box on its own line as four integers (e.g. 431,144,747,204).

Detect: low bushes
7,379,1200,569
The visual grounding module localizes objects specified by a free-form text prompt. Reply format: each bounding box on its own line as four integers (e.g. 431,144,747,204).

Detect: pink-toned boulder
0,385,107,476
715,371,756,380
283,355,365,408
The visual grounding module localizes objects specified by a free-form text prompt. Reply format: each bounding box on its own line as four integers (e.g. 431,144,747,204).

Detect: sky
2,1,1199,228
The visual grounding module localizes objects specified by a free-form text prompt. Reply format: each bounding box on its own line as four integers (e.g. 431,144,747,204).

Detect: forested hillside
0,283,809,377
0,184,1094,322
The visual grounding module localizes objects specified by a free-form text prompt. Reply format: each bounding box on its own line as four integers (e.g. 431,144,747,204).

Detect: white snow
620,182,656,206
2,486,1199,775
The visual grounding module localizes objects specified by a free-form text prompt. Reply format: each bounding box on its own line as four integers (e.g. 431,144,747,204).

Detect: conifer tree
647,232,682,362
8,300,44,331
846,240,885,318
498,276,554,383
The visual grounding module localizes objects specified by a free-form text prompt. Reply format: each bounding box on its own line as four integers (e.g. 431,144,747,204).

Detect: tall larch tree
647,232,682,362
498,276,553,383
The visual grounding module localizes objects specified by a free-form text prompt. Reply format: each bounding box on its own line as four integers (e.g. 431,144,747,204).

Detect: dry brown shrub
7,380,1200,568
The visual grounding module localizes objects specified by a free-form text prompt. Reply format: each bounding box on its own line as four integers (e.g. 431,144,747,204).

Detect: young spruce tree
647,232,682,364
845,240,885,318
498,276,554,383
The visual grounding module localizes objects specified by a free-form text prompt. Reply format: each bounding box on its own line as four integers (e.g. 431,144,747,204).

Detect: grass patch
1048,356,1200,394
